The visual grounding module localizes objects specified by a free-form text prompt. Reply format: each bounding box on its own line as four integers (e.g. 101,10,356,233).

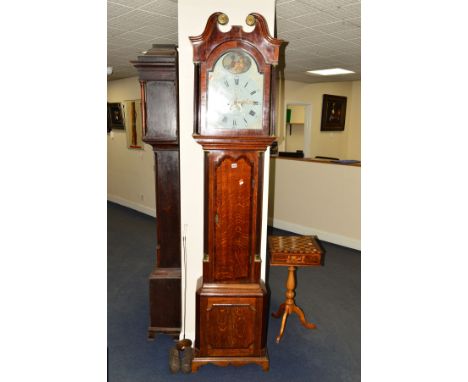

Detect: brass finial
217,13,229,25
246,14,256,26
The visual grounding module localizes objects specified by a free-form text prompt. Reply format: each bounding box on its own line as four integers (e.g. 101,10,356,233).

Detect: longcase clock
132,45,181,339
189,13,284,372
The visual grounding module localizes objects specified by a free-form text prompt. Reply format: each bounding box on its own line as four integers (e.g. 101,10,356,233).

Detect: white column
178,0,276,341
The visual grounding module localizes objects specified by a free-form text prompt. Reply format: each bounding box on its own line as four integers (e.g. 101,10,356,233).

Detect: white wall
285,124,305,152
178,0,276,341
347,81,361,160
288,104,305,124
107,77,156,216
269,158,361,249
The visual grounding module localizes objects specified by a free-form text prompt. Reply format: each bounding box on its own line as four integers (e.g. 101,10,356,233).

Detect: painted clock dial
206,49,264,130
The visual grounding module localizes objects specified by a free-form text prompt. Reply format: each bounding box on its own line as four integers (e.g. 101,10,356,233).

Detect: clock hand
229,98,242,112
237,99,255,105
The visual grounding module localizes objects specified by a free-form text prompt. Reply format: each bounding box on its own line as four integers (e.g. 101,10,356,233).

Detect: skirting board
107,194,156,217
268,217,360,251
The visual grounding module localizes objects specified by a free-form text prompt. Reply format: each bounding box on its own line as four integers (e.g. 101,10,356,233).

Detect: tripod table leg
292,305,316,329
276,310,289,343
272,303,286,318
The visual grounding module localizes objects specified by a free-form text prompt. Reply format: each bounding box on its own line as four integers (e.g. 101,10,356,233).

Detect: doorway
284,103,312,158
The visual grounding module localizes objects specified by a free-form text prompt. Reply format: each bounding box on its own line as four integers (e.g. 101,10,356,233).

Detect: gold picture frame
122,100,144,150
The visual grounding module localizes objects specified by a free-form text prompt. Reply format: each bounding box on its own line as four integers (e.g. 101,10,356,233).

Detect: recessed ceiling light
306,68,355,76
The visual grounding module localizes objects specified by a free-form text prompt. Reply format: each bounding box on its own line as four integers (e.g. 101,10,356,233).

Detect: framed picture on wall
107,102,125,130
320,94,347,131
107,104,112,133
122,100,144,150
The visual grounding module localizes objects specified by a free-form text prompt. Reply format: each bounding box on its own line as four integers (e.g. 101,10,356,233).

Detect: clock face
206,49,264,131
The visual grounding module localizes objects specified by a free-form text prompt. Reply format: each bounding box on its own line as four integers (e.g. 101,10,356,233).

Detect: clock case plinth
190,13,283,372
132,45,181,339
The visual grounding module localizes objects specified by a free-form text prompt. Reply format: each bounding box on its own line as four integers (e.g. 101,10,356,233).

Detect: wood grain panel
206,303,256,351
148,268,181,337
155,150,180,268
146,81,178,141
213,155,253,281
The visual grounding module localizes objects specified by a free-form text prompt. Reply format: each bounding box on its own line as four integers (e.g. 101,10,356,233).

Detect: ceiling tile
326,53,361,64
108,35,140,46
277,29,308,41
315,39,359,52
306,45,341,57
291,11,339,27
290,29,344,45
311,20,360,34
108,26,127,37
116,30,155,42
137,14,177,28
347,37,360,46
326,2,361,19
139,0,177,18
109,0,155,8
330,27,360,40
276,2,321,19
136,23,177,37
276,16,306,33
286,39,312,50
347,17,360,27
108,9,159,29
107,2,132,19
298,0,360,11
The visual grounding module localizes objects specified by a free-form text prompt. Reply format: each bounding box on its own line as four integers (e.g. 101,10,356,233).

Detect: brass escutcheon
217,13,229,25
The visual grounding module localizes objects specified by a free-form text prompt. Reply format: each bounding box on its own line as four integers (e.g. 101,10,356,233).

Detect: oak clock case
190,13,284,372
131,45,181,339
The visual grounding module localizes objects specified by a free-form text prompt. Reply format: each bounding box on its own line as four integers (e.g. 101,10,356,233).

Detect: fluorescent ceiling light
307,68,355,76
